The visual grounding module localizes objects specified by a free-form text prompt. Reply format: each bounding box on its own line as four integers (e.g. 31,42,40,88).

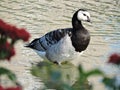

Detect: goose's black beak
87,16,91,23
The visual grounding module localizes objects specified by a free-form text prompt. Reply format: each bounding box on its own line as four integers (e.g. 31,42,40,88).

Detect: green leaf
86,69,104,78
0,51,9,60
62,84,73,90
0,67,17,82
0,67,11,75
102,77,116,88
78,65,84,74
72,80,93,90
8,72,17,82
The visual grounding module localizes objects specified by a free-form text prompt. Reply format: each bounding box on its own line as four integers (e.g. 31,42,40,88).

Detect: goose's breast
46,34,79,62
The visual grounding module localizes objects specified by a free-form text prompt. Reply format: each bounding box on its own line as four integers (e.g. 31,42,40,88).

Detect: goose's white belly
35,35,81,63
45,35,80,63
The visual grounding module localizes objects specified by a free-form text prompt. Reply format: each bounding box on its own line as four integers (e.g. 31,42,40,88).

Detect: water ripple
0,0,120,90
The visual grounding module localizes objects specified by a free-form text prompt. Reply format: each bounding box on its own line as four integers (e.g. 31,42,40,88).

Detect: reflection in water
0,0,120,90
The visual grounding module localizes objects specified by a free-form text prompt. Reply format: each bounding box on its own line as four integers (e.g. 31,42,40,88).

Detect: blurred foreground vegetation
31,59,120,90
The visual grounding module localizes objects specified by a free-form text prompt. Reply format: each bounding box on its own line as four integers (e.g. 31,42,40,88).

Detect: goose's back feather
27,28,72,51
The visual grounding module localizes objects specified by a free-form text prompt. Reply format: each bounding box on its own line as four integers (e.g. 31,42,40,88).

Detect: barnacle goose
26,9,91,65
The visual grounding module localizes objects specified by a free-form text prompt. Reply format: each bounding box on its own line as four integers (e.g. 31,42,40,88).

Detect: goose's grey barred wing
26,28,72,51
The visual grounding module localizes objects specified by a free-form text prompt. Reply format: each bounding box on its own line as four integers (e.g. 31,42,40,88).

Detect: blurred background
0,0,120,90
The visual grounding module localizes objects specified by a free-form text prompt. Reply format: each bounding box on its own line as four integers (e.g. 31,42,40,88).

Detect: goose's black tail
24,38,39,49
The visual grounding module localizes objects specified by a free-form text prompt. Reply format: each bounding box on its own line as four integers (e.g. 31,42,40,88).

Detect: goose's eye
83,14,86,16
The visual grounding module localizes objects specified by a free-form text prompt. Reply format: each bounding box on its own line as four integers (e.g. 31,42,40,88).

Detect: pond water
0,0,120,90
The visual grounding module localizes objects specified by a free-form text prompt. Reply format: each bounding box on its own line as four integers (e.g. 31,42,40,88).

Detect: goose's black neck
72,11,84,30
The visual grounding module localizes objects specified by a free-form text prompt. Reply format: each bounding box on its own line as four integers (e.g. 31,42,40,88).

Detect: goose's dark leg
53,61,61,65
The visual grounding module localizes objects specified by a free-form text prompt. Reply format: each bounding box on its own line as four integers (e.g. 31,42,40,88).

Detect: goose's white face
77,10,91,22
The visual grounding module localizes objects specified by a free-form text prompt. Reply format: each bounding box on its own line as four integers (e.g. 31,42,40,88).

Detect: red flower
0,42,15,61
5,86,22,90
0,85,4,90
0,19,30,42
0,19,15,37
17,28,30,42
0,19,7,34
0,85,22,90
108,53,120,65
6,26,19,41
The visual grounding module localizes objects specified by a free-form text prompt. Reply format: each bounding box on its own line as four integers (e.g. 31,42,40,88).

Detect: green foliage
72,80,92,90
72,65,104,90
31,61,78,90
102,77,120,90
0,67,17,83
31,61,120,90
31,61,105,90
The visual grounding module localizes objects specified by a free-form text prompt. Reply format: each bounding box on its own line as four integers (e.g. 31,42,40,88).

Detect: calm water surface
0,0,120,90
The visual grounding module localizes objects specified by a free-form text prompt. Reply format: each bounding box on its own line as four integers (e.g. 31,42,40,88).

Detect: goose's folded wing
27,28,72,51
